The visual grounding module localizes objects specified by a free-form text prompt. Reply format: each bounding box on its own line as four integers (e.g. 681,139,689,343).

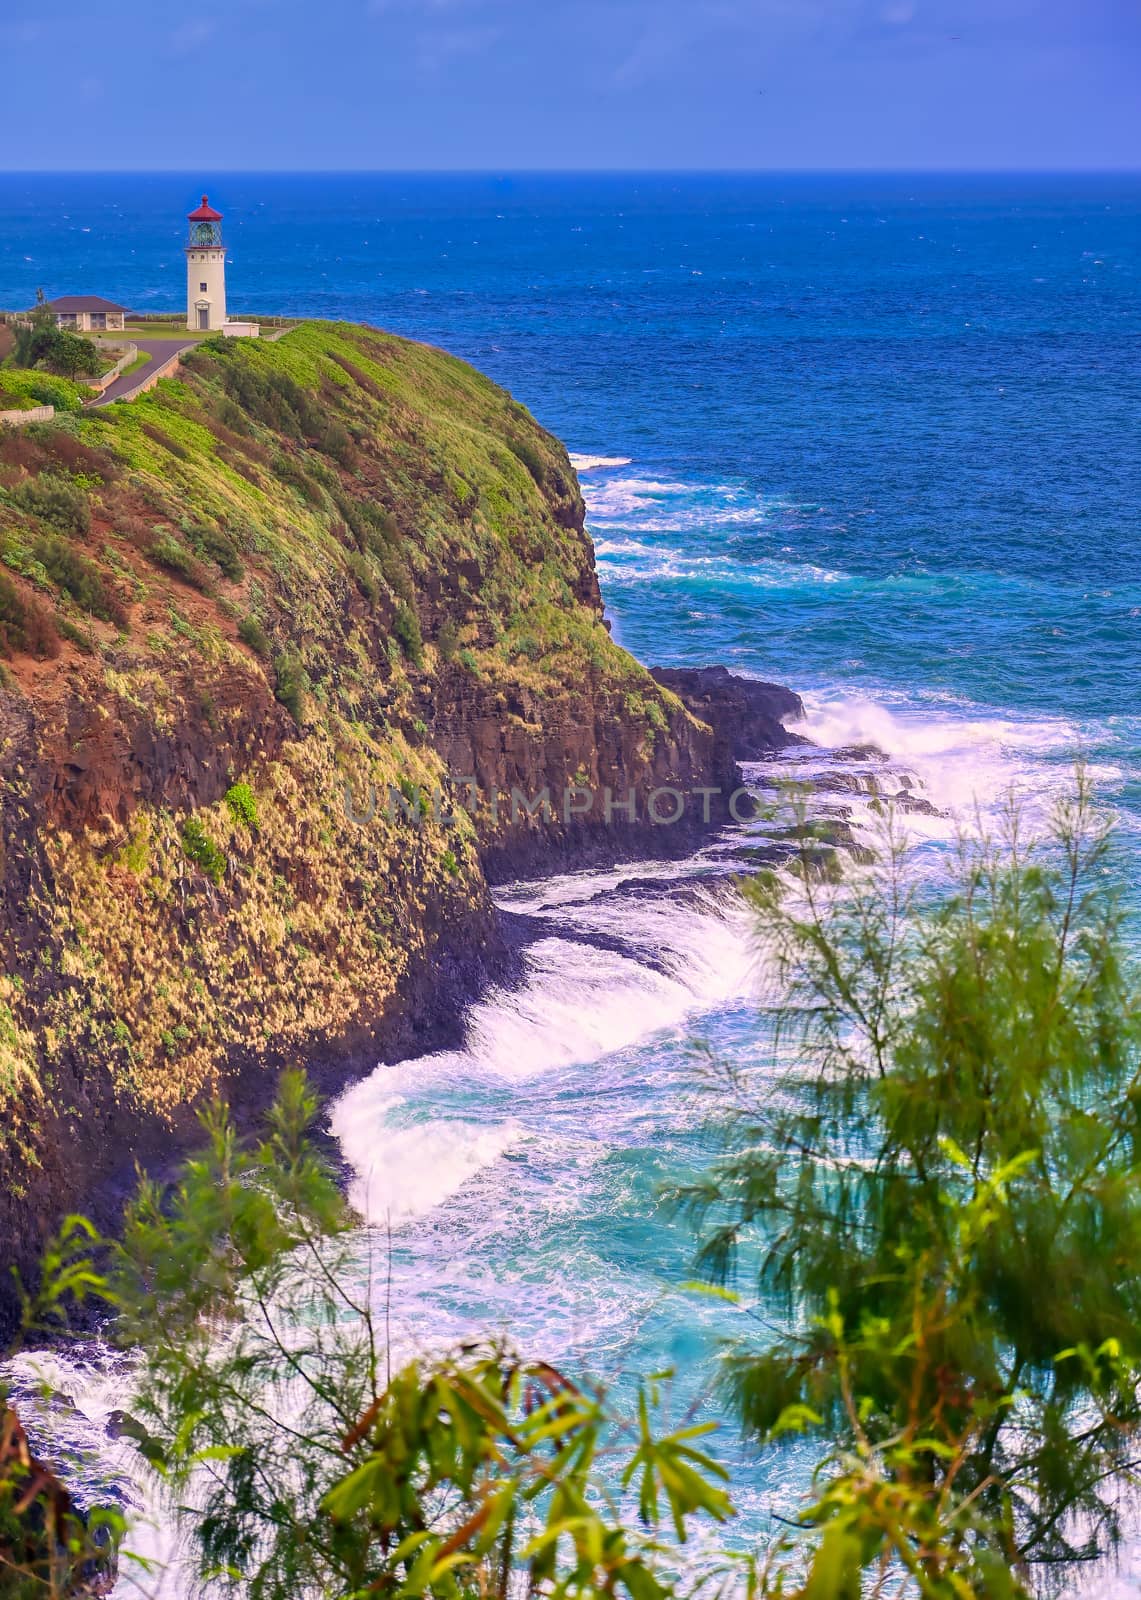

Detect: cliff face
0,321,744,1327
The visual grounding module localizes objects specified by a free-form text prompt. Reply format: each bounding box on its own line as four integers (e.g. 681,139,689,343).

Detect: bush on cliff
11,475,90,539
237,612,270,657
392,600,423,667
30,536,126,628
180,817,226,885
224,781,258,831
272,649,308,722
0,573,59,660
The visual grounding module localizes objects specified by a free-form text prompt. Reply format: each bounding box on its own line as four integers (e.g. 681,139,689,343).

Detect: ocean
2,172,1140,1593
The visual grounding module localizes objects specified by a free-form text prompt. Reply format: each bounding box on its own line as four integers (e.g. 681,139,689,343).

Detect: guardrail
92,345,185,407
85,343,139,394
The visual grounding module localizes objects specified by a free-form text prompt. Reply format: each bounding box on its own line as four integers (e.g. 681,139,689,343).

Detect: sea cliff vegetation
4,780,1139,1598
0,322,721,1328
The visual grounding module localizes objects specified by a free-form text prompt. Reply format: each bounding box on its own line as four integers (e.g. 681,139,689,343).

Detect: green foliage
346,549,379,603
507,433,546,486
392,601,423,667
31,535,126,626
189,523,244,582
180,816,226,885
682,776,1141,1582
103,1075,734,1600
436,615,459,663
2,1214,123,1596
11,294,101,379
237,613,270,657
11,474,90,538
224,781,258,831
43,330,102,380
273,649,308,722
0,573,59,660
0,367,87,413
218,357,323,440
440,847,460,877
145,530,212,591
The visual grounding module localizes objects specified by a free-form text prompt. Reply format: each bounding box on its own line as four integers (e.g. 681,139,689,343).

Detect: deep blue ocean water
3,174,1140,1592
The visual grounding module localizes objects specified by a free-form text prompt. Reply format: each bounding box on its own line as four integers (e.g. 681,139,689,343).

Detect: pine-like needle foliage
106,1072,735,1600
682,775,1141,1588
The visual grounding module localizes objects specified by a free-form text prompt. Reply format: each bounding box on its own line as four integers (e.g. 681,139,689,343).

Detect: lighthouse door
197,307,209,330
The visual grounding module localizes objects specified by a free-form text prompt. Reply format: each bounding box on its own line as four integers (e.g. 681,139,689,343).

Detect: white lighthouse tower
185,194,227,331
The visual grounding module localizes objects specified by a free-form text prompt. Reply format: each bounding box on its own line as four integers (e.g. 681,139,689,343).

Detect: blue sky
2,0,1137,170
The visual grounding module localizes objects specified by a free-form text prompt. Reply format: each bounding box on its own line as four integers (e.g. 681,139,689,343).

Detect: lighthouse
185,195,227,331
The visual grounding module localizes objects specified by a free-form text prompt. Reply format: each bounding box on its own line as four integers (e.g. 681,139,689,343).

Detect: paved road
91,338,198,406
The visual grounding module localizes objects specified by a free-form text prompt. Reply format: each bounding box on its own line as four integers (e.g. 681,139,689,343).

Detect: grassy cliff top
0,321,663,719
0,321,696,1171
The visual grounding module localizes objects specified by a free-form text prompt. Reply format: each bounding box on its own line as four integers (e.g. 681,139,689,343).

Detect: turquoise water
3,175,1139,1589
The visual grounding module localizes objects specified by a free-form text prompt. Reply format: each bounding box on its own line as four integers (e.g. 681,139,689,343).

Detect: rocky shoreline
0,318,896,1346
57,666,811,1283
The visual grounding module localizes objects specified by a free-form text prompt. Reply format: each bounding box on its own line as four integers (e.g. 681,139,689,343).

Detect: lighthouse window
200,281,208,292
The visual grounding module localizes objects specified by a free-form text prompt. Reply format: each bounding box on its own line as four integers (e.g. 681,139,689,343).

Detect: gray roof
46,295,129,314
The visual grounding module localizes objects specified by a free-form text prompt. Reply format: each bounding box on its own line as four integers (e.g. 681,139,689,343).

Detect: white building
185,195,227,331
46,296,128,332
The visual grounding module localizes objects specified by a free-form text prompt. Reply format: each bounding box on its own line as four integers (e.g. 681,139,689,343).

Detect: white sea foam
332,887,759,1228
794,692,1120,831
597,546,846,589
568,452,632,471
5,1348,185,1598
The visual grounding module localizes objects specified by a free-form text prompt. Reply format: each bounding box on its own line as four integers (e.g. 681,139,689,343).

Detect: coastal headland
0,320,803,1331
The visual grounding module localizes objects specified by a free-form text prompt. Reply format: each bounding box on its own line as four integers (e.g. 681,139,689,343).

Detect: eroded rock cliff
0,322,754,1327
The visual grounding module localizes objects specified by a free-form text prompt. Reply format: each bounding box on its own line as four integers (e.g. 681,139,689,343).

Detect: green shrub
31,535,127,626
12,474,91,538
238,614,270,657
180,817,226,885
392,602,423,667
0,572,59,659
215,396,252,435
146,532,211,591
273,455,323,506
0,367,87,412
458,647,480,676
56,615,94,653
507,434,546,487
346,551,379,604
224,781,258,831
316,421,353,464
436,616,459,663
51,330,102,378
378,548,415,605
440,848,460,878
190,525,243,582
333,494,399,556
273,650,308,722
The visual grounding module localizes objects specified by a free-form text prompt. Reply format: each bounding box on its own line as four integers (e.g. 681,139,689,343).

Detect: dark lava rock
650,665,809,761
830,742,890,763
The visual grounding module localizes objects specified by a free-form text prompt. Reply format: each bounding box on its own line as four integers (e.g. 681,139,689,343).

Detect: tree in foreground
11,290,101,379
103,1072,735,1600
8,776,1136,1598
683,774,1141,1593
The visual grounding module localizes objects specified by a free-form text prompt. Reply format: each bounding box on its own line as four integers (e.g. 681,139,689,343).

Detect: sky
1,0,1138,171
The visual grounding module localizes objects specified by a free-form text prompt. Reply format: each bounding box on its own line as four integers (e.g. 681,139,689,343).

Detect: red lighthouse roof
187,194,222,222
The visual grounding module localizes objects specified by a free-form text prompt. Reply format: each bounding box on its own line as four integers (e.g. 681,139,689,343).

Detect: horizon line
2,166,1140,178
